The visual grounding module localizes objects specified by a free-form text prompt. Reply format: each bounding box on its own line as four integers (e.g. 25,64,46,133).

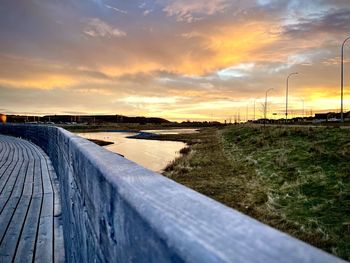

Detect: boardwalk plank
0,134,64,262
0,143,22,195
22,160,34,197
35,213,54,262
0,197,20,241
33,157,43,198
0,141,9,163
48,161,66,263
14,197,42,263
0,160,24,199
0,142,17,182
6,161,28,199
0,196,31,261
0,139,12,162
0,161,28,213
41,159,53,195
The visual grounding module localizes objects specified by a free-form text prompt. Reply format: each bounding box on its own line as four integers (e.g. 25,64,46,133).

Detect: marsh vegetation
163,125,350,260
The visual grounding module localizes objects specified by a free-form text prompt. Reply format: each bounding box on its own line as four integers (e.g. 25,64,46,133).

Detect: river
76,129,196,173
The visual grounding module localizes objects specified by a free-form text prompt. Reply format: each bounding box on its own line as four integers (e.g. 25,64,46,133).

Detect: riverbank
64,123,222,133
163,125,350,261
87,138,114,146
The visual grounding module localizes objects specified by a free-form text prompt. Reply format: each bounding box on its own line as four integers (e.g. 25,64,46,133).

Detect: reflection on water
141,128,198,135
76,132,186,173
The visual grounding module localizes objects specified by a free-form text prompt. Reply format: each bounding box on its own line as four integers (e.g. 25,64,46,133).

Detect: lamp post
285,72,298,123
265,88,274,125
300,97,305,118
246,104,248,122
341,36,350,122
253,99,256,121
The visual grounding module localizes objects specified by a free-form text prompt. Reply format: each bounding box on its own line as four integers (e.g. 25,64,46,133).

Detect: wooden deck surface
0,134,65,262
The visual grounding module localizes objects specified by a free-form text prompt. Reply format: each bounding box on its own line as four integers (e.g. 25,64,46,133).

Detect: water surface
141,128,198,135
76,131,186,172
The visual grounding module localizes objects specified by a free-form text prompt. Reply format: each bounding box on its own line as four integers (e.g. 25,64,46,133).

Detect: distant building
314,112,342,123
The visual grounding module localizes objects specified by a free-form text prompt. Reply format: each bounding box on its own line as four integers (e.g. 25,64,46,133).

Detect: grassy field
163,125,350,260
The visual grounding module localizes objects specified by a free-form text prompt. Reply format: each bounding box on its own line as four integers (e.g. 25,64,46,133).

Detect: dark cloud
283,9,350,37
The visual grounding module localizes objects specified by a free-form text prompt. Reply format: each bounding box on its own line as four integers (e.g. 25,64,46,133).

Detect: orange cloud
168,22,280,75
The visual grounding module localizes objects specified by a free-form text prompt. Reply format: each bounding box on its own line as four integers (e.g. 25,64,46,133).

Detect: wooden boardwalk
0,134,65,262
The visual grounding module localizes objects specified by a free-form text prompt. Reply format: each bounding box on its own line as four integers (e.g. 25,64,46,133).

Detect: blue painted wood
0,124,347,263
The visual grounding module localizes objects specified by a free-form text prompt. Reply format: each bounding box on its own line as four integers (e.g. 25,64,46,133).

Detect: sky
0,0,350,121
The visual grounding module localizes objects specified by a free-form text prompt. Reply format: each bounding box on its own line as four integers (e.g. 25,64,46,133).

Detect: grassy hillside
164,125,350,260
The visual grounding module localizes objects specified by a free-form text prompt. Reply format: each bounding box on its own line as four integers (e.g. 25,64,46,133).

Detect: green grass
163,125,350,260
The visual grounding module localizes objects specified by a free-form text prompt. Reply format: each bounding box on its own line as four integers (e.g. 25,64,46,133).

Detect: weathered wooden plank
0,139,9,162
33,154,43,198
34,146,54,262
54,213,65,263
0,157,25,200
0,141,17,180
0,142,22,195
0,197,20,241
41,159,53,195
0,148,24,212
32,142,66,262
19,140,31,162
0,137,13,158
35,212,54,262
48,160,65,263
0,141,22,212
21,140,38,160
5,161,28,199
22,143,41,198
22,159,35,197
0,160,28,213
0,196,31,261
40,193,54,218
14,197,42,263
0,134,65,262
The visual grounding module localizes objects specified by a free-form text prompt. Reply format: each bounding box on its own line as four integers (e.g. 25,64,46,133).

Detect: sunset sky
0,0,350,121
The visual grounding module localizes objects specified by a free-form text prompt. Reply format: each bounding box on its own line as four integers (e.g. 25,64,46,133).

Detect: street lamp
285,72,298,123
300,97,305,118
253,99,256,121
265,88,274,125
341,36,350,122
246,104,249,122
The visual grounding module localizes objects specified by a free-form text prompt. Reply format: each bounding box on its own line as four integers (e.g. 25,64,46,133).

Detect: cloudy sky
0,0,350,121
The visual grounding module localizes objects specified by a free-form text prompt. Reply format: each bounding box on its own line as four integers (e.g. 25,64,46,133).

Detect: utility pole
265,88,274,126
253,99,256,121
246,104,248,122
286,72,298,124
341,36,350,122
300,97,305,118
